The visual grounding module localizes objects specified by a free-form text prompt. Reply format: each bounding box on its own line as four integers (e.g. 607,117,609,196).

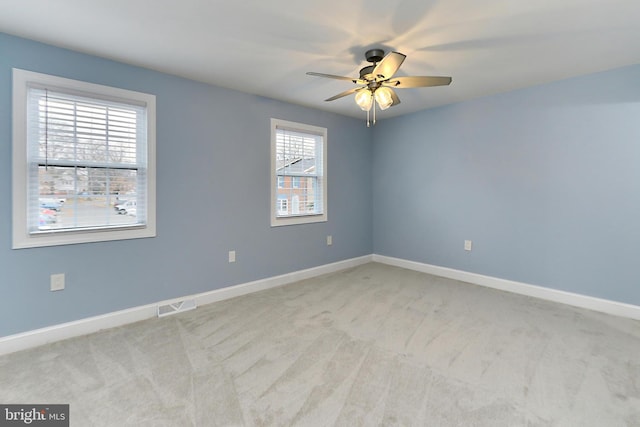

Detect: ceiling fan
307,49,452,126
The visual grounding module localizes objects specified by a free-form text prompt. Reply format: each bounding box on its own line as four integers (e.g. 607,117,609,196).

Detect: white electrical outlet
228,250,236,263
464,240,473,251
327,235,333,246
50,273,65,291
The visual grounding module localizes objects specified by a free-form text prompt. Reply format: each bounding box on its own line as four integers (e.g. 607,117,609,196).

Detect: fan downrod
359,49,385,80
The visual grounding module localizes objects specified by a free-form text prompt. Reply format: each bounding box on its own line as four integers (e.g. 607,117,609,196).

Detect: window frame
12,68,156,249
270,118,327,227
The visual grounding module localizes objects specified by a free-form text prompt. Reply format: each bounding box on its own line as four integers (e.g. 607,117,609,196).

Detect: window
271,118,327,226
277,197,288,215
12,69,156,248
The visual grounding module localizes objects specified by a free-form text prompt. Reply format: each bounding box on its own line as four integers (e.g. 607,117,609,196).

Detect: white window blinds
27,86,148,233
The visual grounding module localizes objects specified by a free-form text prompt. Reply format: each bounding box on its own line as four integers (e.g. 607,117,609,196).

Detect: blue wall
2,31,639,338
373,64,640,305
0,33,373,337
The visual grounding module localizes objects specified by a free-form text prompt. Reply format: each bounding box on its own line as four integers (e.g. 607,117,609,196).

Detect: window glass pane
275,128,323,218
271,119,326,227
275,132,319,176
35,92,140,166
28,87,146,233
37,166,139,231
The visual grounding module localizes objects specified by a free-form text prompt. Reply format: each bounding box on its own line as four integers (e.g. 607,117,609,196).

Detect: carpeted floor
1,263,639,426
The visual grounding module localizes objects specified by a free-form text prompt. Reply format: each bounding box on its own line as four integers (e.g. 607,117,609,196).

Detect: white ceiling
1,0,639,119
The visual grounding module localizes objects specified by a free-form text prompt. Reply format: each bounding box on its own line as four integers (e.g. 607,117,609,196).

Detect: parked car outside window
39,198,63,211
114,200,137,215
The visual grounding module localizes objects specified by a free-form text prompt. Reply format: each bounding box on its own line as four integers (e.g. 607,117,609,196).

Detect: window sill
270,213,327,227
13,225,156,249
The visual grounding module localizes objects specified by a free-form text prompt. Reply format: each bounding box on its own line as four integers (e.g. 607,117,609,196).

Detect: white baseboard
372,254,640,321
4,253,636,356
0,255,373,356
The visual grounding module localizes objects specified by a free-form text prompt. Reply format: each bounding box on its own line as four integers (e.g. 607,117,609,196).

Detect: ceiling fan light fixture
355,89,373,111
307,49,451,126
374,87,394,110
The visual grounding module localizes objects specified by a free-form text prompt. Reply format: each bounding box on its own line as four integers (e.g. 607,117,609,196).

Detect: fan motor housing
365,49,385,63
359,65,375,80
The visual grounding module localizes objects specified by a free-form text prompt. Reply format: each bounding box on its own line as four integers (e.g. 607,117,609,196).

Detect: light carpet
1,263,639,426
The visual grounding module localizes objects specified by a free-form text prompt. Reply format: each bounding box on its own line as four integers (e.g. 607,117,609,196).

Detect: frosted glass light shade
355,90,373,111
374,87,393,110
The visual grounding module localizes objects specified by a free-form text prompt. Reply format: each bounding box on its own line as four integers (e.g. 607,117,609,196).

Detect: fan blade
307,72,357,83
384,76,452,88
325,87,364,102
372,51,406,80
389,88,401,107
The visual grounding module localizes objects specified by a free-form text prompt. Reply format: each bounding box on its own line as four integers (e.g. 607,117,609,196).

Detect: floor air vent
157,299,197,317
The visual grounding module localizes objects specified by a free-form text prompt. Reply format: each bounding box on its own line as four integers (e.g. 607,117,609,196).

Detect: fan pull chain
366,108,370,127
373,99,377,126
